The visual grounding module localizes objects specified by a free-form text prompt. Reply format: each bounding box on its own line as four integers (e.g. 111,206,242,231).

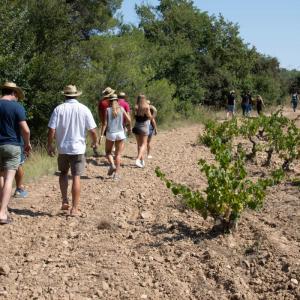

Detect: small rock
141,211,152,220
102,281,109,291
0,290,8,297
291,278,298,285
138,193,145,200
141,295,147,299
0,264,10,276
281,262,290,273
242,260,250,269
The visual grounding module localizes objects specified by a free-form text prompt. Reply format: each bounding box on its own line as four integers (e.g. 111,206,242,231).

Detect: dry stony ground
0,111,300,300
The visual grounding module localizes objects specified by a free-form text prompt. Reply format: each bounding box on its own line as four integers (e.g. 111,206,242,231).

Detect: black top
227,94,235,106
135,114,149,122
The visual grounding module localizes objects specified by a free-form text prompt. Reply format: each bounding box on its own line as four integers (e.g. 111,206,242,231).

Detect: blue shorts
148,123,155,137
227,105,235,112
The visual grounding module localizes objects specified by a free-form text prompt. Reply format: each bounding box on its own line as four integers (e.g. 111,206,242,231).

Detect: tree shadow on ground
8,208,53,217
146,220,226,247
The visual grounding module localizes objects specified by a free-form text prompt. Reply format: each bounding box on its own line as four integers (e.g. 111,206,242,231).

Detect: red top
98,98,110,123
118,99,130,113
98,98,130,126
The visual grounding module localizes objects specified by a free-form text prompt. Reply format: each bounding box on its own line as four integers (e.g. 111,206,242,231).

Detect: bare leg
0,170,16,220
105,139,115,167
70,175,80,214
0,173,4,207
114,140,125,175
59,172,68,204
147,136,152,157
15,165,24,189
137,135,148,161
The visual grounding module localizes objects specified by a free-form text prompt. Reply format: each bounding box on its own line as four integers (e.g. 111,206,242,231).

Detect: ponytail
112,99,120,118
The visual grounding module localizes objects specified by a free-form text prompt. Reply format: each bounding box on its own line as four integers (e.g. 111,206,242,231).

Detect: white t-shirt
48,99,97,154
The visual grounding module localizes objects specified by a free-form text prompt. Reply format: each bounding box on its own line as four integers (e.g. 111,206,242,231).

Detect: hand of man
47,145,55,157
98,135,103,145
24,143,32,156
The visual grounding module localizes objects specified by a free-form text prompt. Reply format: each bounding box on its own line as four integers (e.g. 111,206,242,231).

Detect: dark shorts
58,154,85,176
0,144,21,171
132,123,149,136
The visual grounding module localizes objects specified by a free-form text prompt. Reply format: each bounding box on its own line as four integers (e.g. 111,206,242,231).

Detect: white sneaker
135,159,144,168
141,160,145,167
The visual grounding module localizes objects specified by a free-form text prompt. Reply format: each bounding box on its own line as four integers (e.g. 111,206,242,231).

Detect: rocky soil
0,109,299,300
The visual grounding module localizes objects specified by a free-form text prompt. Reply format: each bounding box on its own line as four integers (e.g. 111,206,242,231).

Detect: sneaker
141,160,145,167
112,173,121,181
14,188,28,198
135,159,144,168
107,164,116,176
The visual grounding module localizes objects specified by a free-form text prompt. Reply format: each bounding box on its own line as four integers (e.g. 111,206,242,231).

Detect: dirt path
0,121,299,300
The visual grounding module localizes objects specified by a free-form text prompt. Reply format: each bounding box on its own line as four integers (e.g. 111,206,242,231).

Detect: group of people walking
227,90,300,119
226,90,265,119
0,82,157,224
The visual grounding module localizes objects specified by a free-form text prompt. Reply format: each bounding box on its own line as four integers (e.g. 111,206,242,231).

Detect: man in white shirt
47,85,97,216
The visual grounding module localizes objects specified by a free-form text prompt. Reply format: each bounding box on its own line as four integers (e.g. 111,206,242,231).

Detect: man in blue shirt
0,81,31,224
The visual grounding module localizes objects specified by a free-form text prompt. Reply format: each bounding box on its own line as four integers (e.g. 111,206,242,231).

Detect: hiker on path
147,100,157,159
226,90,236,119
100,94,131,180
13,137,28,198
291,92,298,112
132,95,157,168
98,87,115,145
0,81,31,225
256,95,265,115
47,85,98,216
118,92,131,136
248,92,253,116
241,92,250,117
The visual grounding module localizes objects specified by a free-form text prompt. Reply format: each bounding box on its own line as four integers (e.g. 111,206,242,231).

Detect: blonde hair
135,94,149,116
111,99,120,118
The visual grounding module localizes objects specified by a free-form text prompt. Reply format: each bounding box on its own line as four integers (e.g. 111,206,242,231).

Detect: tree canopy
0,0,298,140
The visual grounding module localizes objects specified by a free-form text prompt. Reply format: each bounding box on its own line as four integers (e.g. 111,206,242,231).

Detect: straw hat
62,85,82,97
118,91,126,98
1,81,25,100
108,93,118,101
102,87,115,98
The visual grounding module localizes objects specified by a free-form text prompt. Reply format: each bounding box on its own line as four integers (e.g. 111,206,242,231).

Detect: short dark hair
1,88,15,96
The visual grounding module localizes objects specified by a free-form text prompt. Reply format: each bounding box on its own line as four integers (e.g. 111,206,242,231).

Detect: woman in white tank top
100,94,131,180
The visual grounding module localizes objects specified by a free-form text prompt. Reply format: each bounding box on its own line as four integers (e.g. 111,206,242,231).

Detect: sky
120,0,300,70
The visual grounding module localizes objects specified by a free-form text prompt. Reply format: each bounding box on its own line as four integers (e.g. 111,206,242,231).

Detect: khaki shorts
0,144,21,171
58,154,85,176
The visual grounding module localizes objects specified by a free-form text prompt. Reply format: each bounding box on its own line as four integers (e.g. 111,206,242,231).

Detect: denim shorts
0,144,22,171
227,105,235,112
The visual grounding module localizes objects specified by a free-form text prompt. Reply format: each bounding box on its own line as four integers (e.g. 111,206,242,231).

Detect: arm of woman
99,110,108,144
123,110,132,133
152,118,158,135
